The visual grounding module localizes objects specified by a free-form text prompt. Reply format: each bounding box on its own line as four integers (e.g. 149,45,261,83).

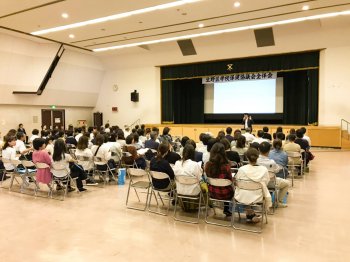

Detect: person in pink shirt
32,138,52,187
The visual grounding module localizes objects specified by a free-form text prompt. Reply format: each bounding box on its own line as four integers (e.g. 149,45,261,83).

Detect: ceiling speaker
177,39,197,56
254,27,275,47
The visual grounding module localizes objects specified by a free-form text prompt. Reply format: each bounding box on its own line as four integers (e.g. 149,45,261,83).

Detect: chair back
35,162,50,169
1,158,11,164
22,160,35,168
149,171,170,180
11,159,22,166
51,162,69,177
76,155,91,162
207,177,232,187
175,175,198,185
94,156,107,165
235,179,262,191
128,168,147,177
287,151,302,158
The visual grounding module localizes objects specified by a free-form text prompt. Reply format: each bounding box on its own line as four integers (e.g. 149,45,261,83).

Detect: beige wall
94,66,161,127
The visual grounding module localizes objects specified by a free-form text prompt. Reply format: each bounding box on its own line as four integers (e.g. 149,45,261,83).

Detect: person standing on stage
242,113,254,130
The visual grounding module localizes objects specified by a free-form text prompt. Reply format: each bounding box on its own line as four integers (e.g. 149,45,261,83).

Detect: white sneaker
278,202,288,208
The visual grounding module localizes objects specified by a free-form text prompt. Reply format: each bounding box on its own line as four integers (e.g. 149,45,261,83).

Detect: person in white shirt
234,148,272,222
251,130,268,144
300,127,311,147
75,127,83,142
75,135,97,185
242,128,255,143
52,139,87,192
173,144,203,196
44,136,54,156
257,142,290,207
15,132,32,156
2,135,19,171
104,123,111,133
29,129,40,144
91,134,116,181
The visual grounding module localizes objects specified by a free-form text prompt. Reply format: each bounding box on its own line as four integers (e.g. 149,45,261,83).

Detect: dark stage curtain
161,80,174,122
173,79,204,124
161,51,319,80
282,71,308,125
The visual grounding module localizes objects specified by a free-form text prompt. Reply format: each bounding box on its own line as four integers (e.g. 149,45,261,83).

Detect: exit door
41,109,65,129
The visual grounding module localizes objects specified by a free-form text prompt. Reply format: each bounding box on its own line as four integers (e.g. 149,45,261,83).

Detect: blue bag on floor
118,168,126,185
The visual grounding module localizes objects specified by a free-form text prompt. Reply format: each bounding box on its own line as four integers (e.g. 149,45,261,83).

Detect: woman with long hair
76,135,97,185
205,142,234,216
52,139,87,192
173,144,203,196
150,142,175,190
234,148,272,222
1,135,18,180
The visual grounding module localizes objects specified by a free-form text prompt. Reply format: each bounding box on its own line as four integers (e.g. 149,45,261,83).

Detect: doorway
41,109,65,129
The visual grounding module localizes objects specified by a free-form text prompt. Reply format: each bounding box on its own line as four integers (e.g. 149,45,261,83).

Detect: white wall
319,47,350,126
0,105,93,137
94,66,160,127
0,32,105,130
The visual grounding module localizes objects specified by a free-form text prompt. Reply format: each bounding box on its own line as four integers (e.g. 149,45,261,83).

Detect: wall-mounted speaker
254,27,275,47
131,90,139,102
177,39,197,56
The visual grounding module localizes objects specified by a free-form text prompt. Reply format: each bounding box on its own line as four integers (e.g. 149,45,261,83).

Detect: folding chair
34,162,53,197
126,168,151,211
173,175,204,224
205,178,234,227
51,162,79,201
233,179,268,233
287,151,303,187
1,158,21,190
148,171,175,216
93,156,116,186
267,171,278,213
21,160,40,195
9,159,27,192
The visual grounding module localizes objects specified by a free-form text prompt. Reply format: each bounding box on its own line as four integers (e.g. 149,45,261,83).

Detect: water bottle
118,168,126,185
283,192,289,204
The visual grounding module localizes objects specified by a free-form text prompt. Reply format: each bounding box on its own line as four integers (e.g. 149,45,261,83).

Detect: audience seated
252,130,268,144
273,127,285,140
91,134,117,180
159,127,172,144
2,135,19,173
75,135,97,185
203,138,217,166
225,127,234,143
52,139,87,192
186,139,203,163
257,142,290,208
150,142,175,190
29,129,40,143
220,138,240,165
15,132,32,157
283,134,302,165
231,135,247,155
300,127,311,147
295,129,311,166
234,148,272,222
262,127,272,140
32,138,52,189
268,140,288,178
116,129,126,147
123,134,146,169
205,142,234,216
65,130,77,147
173,144,203,196
163,141,181,165
242,127,255,143
144,131,160,150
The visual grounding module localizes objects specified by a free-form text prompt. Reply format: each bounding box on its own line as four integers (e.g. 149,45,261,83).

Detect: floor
1,151,349,262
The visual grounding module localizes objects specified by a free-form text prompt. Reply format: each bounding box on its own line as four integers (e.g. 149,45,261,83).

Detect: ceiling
1,0,350,54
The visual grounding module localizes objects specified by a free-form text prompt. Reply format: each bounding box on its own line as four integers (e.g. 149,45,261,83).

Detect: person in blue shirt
268,139,288,178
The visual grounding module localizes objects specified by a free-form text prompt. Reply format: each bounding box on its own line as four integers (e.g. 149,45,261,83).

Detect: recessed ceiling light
69,34,75,38
32,0,201,35
234,2,241,8
302,5,310,11
61,13,69,19
93,10,350,52
198,23,204,28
